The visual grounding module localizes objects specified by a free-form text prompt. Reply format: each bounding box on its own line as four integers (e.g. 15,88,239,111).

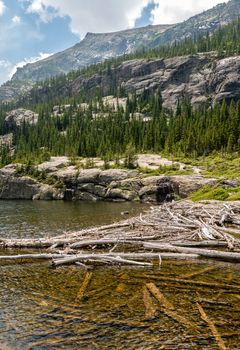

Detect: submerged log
146,283,199,332
77,272,93,300
142,286,157,319
196,302,226,350
181,266,218,279
139,275,240,292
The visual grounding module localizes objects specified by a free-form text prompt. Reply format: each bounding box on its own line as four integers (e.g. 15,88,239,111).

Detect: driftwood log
1,200,240,267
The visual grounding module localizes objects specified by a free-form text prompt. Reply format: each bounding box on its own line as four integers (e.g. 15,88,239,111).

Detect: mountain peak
1,0,240,102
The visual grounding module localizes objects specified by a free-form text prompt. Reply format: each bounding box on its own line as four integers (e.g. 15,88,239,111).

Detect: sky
0,0,226,85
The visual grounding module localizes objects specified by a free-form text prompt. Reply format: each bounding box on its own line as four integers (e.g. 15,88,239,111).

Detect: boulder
0,164,18,176
54,166,79,185
33,185,64,200
5,108,38,127
38,156,69,173
141,176,166,187
220,179,240,189
106,188,139,201
0,175,40,200
98,169,140,185
140,176,174,202
171,175,217,197
75,191,100,201
109,178,142,192
77,169,101,184
78,183,107,198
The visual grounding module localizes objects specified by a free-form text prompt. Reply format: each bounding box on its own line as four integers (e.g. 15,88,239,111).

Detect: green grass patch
139,164,194,177
169,152,240,180
190,185,240,202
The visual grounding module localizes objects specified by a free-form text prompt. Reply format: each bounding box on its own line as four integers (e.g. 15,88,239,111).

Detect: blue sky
0,0,224,85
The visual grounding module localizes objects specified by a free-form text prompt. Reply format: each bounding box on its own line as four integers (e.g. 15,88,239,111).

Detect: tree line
1,91,239,167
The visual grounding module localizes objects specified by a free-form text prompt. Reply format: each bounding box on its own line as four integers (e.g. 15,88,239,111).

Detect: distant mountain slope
149,0,240,47
16,18,240,109
1,0,240,103
11,25,172,83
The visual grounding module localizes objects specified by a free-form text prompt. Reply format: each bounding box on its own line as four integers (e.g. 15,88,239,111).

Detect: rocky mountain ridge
1,0,240,102
13,25,172,84
24,54,240,109
150,0,240,47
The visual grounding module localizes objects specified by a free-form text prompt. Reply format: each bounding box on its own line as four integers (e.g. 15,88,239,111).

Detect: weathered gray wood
52,252,199,266
171,240,229,248
70,239,143,249
144,243,240,262
0,253,68,260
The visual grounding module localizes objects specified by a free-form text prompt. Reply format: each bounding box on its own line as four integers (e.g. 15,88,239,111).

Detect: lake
0,201,239,349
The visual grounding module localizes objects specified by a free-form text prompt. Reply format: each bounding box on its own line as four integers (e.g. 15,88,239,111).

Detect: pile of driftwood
1,200,240,267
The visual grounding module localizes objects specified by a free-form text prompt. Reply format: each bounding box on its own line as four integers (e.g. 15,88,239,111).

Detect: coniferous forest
1,19,240,166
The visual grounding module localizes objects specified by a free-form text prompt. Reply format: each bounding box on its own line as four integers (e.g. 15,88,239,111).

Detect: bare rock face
0,174,41,200
0,162,233,203
139,176,174,203
37,157,69,173
0,133,13,147
98,169,140,185
5,108,38,127
171,176,218,197
69,54,240,109
33,185,64,201
1,1,240,103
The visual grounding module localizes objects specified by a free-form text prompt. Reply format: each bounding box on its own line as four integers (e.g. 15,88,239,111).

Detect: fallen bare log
53,254,153,267
75,262,89,269
70,239,143,249
0,252,199,264
1,200,240,269
51,252,200,267
171,241,229,248
0,253,68,260
144,243,240,262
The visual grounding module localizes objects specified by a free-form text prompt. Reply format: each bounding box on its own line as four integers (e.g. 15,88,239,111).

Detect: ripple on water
0,201,240,349
0,200,148,239
0,261,240,349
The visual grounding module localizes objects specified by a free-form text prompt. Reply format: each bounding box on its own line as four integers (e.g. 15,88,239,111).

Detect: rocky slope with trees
1,8,240,202
0,159,220,202
1,0,240,102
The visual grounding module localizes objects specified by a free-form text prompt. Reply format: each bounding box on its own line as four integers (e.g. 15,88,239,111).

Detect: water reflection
0,201,147,239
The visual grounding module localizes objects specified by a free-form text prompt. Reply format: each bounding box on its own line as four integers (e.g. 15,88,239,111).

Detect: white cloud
0,60,13,85
10,52,52,77
12,16,21,24
151,0,225,25
26,0,149,38
0,0,5,16
0,53,52,85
